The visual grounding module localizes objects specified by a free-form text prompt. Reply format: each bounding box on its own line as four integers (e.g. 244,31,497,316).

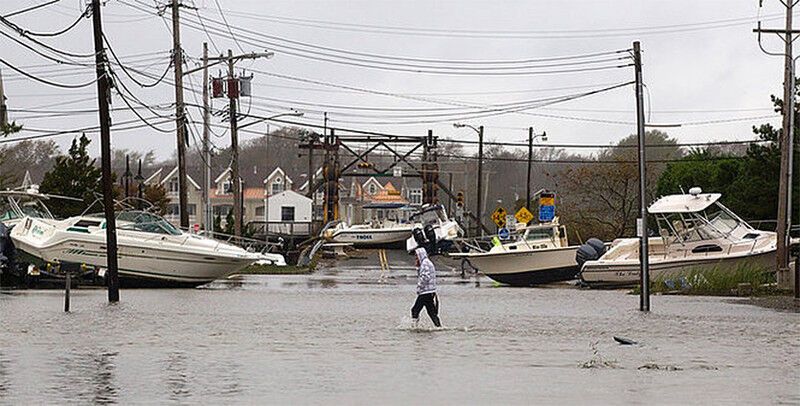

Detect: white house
263,167,293,196
144,166,204,226
263,190,313,235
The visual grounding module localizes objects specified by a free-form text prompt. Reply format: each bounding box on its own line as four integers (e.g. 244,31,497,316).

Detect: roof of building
263,167,293,185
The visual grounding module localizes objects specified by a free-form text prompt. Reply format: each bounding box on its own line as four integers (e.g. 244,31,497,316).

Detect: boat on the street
447,219,580,286
406,204,464,253
10,209,261,287
322,202,415,247
579,188,777,287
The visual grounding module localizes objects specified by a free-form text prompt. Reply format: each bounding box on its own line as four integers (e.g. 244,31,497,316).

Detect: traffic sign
515,207,534,224
491,207,507,228
498,227,510,240
539,192,556,222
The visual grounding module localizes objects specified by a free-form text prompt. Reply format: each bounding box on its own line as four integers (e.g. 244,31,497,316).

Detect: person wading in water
411,247,441,328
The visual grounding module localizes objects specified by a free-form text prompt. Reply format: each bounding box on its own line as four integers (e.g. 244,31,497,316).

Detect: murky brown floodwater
1,249,798,404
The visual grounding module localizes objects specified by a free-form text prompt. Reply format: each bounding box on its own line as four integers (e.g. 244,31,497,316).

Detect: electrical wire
0,56,102,89
103,33,173,88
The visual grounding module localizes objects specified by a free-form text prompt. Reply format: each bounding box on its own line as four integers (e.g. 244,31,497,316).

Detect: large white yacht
11,210,261,287
447,219,580,286
579,188,777,287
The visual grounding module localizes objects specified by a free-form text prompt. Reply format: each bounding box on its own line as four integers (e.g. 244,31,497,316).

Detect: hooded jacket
415,247,437,295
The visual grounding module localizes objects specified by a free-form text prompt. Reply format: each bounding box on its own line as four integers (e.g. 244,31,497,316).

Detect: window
213,205,232,216
168,179,179,193
255,206,265,217
409,189,422,205
221,180,233,194
271,181,284,195
368,183,377,195
187,204,196,216
166,204,180,216
281,206,295,221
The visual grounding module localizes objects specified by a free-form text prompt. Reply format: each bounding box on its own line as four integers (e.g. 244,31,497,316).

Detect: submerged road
0,252,797,404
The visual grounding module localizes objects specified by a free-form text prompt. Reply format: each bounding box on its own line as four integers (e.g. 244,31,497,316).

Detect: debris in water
613,336,637,345
638,363,683,371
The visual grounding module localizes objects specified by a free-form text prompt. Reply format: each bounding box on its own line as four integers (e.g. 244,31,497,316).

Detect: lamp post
453,123,485,236
526,128,548,212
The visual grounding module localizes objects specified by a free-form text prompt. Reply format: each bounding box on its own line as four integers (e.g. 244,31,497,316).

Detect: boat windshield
116,211,182,235
524,226,554,242
411,207,446,225
656,203,745,243
0,196,52,223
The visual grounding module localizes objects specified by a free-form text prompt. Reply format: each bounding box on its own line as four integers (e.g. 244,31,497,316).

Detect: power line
0,56,102,89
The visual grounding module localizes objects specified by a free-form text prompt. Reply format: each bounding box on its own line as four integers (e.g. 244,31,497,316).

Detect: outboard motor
575,237,606,268
423,224,437,246
0,222,17,278
412,227,427,247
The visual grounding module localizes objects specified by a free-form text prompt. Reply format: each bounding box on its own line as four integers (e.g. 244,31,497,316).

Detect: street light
453,122,485,236
527,128,547,212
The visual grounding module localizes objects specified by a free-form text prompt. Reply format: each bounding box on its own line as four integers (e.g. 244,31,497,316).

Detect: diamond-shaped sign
491,207,507,228
515,207,534,225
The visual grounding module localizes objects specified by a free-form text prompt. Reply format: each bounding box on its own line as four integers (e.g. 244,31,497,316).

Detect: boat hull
580,249,776,288
450,246,580,286
331,228,412,247
11,218,258,288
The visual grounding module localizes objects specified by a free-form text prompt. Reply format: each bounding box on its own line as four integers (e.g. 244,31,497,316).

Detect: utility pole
754,1,800,297
171,0,189,229
124,155,131,198
90,0,120,302
634,41,649,312
202,42,212,237
0,68,7,128
527,127,533,212
227,49,242,237
477,125,484,236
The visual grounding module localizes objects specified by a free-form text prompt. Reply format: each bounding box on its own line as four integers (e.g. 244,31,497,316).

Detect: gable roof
144,167,163,185
267,189,312,204
263,167,293,186
161,167,202,190
214,167,232,184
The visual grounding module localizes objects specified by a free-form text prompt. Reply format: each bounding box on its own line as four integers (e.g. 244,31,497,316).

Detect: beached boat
10,210,261,288
405,204,464,252
447,220,580,286
322,203,415,247
579,188,777,287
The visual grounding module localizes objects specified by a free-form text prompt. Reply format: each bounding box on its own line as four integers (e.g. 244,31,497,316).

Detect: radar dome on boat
688,187,702,196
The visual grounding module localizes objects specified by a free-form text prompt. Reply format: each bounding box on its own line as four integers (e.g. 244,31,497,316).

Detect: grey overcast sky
0,0,791,159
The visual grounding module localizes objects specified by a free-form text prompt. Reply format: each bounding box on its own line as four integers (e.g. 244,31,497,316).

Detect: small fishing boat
11,210,261,288
447,219,580,286
579,188,777,287
322,203,415,247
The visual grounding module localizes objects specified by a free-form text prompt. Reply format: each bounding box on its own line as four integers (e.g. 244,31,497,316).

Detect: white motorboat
406,204,464,252
11,210,261,287
447,219,580,286
322,203,415,247
579,188,777,288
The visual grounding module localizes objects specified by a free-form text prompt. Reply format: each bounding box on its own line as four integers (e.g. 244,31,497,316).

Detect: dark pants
411,292,441,327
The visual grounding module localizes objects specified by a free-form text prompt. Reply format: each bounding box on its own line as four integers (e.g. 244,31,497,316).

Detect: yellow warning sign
491,207,507,228
515,207,534,225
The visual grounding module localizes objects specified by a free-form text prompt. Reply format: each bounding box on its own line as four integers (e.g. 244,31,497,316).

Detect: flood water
1,249,798,404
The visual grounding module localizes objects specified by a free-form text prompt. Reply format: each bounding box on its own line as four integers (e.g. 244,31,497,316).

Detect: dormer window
271,177,284,195
168,179,179,193
368,184,377,195
222,180,233,194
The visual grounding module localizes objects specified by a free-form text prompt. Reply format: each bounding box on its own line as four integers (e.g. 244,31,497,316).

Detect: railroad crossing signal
515,206,534,225
491,206,507,228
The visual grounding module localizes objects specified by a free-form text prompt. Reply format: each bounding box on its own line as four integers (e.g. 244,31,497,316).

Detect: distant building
144,166,204,227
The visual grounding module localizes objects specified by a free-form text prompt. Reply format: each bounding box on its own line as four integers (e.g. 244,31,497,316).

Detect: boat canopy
648,193,721,214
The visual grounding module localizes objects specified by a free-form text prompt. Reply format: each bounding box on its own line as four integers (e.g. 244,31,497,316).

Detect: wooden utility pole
754,1,800,298
634,41,650,312
227,49,242,237
90,0,120,302
527,127,533,212
0,68,7,128
477,125,484,236
202,42,212,237
171,0,189,228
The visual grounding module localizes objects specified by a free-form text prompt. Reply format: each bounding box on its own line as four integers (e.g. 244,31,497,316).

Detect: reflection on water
48,349,117,404
0,254,798,404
